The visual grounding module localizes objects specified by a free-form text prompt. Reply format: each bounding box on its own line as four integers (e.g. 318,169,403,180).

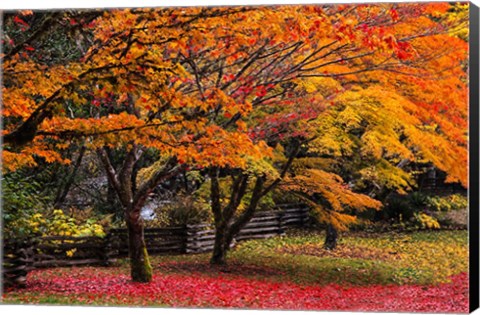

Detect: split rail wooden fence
3,204,309,288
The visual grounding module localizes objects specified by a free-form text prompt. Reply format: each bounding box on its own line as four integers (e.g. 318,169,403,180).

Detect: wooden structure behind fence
2,204,309,288
416,168,467,195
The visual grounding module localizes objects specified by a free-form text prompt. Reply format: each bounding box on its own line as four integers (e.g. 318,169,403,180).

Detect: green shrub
383,197,414,221
166,196,212,226
381,193,466,230
2,172,52,238
409,192,429,208
3,171,111,240
426,194,467,212
143,196,213,227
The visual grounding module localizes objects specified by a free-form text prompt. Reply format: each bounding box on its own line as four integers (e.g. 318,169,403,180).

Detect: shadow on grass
155,260,285,277
152,253,403,287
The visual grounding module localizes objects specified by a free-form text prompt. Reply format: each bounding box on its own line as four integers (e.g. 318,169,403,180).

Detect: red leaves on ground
3,267,468,313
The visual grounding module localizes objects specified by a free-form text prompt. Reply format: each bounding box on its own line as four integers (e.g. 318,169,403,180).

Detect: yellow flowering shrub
44,209,106,237
11,209,107,240
413,212,441,229
28,210,108,258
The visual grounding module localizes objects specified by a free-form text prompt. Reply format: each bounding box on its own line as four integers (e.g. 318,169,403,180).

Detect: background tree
193,3,468,261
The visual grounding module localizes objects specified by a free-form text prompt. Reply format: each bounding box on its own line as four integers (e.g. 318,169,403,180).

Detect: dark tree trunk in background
324,224,338,250
53,145,86,209
209,144,301,266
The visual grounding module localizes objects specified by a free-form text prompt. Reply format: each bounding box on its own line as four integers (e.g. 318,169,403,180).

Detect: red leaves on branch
389,9,399,22
13,16,29,28
396,41,415,60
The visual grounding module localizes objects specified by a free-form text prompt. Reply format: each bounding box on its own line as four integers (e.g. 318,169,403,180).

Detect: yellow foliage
295,76,342,97
136,156,171,187
28,210,107,238
282,169,382,231
414,213,441,229
310,85,466,189
358,159,415,194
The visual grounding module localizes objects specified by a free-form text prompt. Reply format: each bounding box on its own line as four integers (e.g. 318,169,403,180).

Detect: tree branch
97,147,122,197
133,157,182,208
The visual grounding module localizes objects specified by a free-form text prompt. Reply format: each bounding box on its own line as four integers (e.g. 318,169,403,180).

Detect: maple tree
196,3,468,259
2,3,469,279
276,3,468,249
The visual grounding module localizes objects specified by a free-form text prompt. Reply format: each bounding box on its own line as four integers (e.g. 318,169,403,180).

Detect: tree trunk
209,175,266,265
126,211,152,283
210,225,228,265
324,224,338,250
98,147,181,283
207,143,300,266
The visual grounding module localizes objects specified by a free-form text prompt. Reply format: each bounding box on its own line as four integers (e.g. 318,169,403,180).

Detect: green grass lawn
153,229,468,286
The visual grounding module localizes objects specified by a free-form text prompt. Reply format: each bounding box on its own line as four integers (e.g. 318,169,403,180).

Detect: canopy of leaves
2,3,468,231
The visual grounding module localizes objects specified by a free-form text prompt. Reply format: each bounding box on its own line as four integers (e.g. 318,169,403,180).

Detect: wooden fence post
103,233,118,266
185,224,215,253
2,239,34,288
277,210,286,236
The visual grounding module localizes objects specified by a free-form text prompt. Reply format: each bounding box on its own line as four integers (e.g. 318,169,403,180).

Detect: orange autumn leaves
2,3,469,191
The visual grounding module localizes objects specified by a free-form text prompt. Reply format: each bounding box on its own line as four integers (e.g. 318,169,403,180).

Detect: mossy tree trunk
126,210,152,282
98,145,181,282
